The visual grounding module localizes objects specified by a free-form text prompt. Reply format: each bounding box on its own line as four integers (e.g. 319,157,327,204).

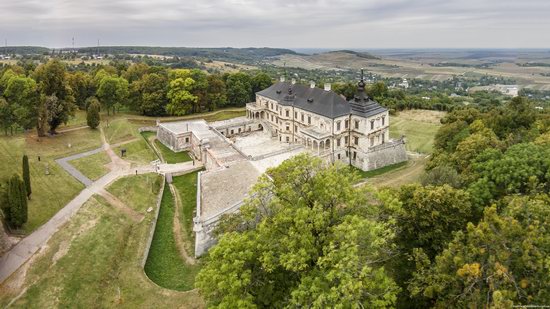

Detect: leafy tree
251,72,272,93
367,81,388,99
137,73,168,116
333,82,357,100
67,71,93,109
0,97,15,135
123,63,150,83
97,76,129,115
33,59,75,135
409,198,550,307
196,154,399,308
0,69,22,94
420,165,461,188
206,74,227,111
22,155,31,199
225,72,252,106
86,98,101,129
452,120,502,173
166,72,197,116
4,76,38,131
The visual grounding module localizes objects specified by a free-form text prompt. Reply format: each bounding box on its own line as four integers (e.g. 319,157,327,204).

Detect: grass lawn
107,174,162,213
172,172,200,245
114,139,158,165
154,140,193,164
102,118,144,144
389,110,444,154
368,156,428,188
0,128,102,233
350,161,409,180
68,150,111,181
144,176,201,291
0,190,203,307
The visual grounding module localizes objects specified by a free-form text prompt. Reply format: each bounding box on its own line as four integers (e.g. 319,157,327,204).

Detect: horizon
2,0,549,49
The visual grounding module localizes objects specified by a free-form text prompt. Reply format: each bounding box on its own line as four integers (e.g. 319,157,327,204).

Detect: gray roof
256,82,387,119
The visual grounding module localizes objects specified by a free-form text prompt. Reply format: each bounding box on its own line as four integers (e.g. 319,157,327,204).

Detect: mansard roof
256,80,387,119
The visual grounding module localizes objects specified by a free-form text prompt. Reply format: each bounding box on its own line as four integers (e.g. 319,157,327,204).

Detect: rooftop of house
256,74,388,119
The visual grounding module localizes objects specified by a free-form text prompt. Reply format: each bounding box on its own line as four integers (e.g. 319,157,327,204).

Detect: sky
1,0,549,49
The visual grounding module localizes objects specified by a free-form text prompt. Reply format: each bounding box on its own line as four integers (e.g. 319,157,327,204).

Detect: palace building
245,72,407,171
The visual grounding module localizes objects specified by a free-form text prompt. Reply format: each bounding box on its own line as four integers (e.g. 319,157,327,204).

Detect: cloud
0,0,549,48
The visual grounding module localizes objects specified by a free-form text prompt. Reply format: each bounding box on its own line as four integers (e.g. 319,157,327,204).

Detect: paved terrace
160,119,244,165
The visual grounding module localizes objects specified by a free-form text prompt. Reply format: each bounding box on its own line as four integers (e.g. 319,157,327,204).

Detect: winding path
0,127,201,284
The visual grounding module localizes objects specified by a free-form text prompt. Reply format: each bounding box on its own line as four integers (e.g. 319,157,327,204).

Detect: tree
367,81,388,99
33,59,76,135
4,76,38,131
6,174,27,229
22,155,31,199
123,63,150,83
137,73,168,116
67,71,93,110
0,97,15,135
196,154,399,308
251,72,272,93
206,74,227,111
86,98,101,129
409,198,550,307
97,76,129,115
166,73,197,116
225,72,252,106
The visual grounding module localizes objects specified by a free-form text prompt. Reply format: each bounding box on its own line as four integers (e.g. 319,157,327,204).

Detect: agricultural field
389,109,445,154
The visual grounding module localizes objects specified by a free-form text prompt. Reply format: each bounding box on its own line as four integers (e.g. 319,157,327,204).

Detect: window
301,113,304,122
336,121,341,131
337,138,341,147
286,136,289,142
345,136,349,144
286,110,289,117
370,137,374,146
382,133,385,143
294,125,297,131
382,116,385,126
353,152,357,160
345,151,349,157
355,120,359,129
231,129,234,135
308,116,311,125
370,120,375,130
286,125,290,131
295,111,298,118
354,136,359,145
345,119,349,129
337,154,341,160
238,128,241,133
185,137,189,143
270,103,273,109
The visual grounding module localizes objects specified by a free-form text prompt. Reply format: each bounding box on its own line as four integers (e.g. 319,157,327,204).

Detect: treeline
332,81,459,112
196,97,550,307
0,59,274,135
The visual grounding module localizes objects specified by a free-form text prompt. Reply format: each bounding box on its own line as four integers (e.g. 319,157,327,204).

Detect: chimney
291,78,296,85
310,81,315,88
280,76,285,82
324,83,331,91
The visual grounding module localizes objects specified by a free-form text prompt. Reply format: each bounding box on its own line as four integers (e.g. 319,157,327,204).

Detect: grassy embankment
68,151,111,181
144,171,201,291
0,173,204,308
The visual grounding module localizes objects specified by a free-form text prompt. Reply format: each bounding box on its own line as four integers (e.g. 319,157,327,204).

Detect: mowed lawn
389,110,445,154
69,150,111,181
0,128,102,233
114,139,158,165
145,171,201,291
0,177,203,307
172,172,200,246
154,140,193,164
107,173,162,213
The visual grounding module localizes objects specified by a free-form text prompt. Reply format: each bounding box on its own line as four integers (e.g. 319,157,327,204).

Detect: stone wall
362,139,408,171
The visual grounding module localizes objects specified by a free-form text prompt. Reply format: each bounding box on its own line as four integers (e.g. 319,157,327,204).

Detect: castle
156,71,408,256
245,71,407,171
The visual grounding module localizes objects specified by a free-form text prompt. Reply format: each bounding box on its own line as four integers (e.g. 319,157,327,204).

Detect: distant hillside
1,46,50,55
74,46,299,62
326,50,380,60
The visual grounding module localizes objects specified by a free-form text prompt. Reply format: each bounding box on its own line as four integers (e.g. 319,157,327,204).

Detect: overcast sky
1,0,549,49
